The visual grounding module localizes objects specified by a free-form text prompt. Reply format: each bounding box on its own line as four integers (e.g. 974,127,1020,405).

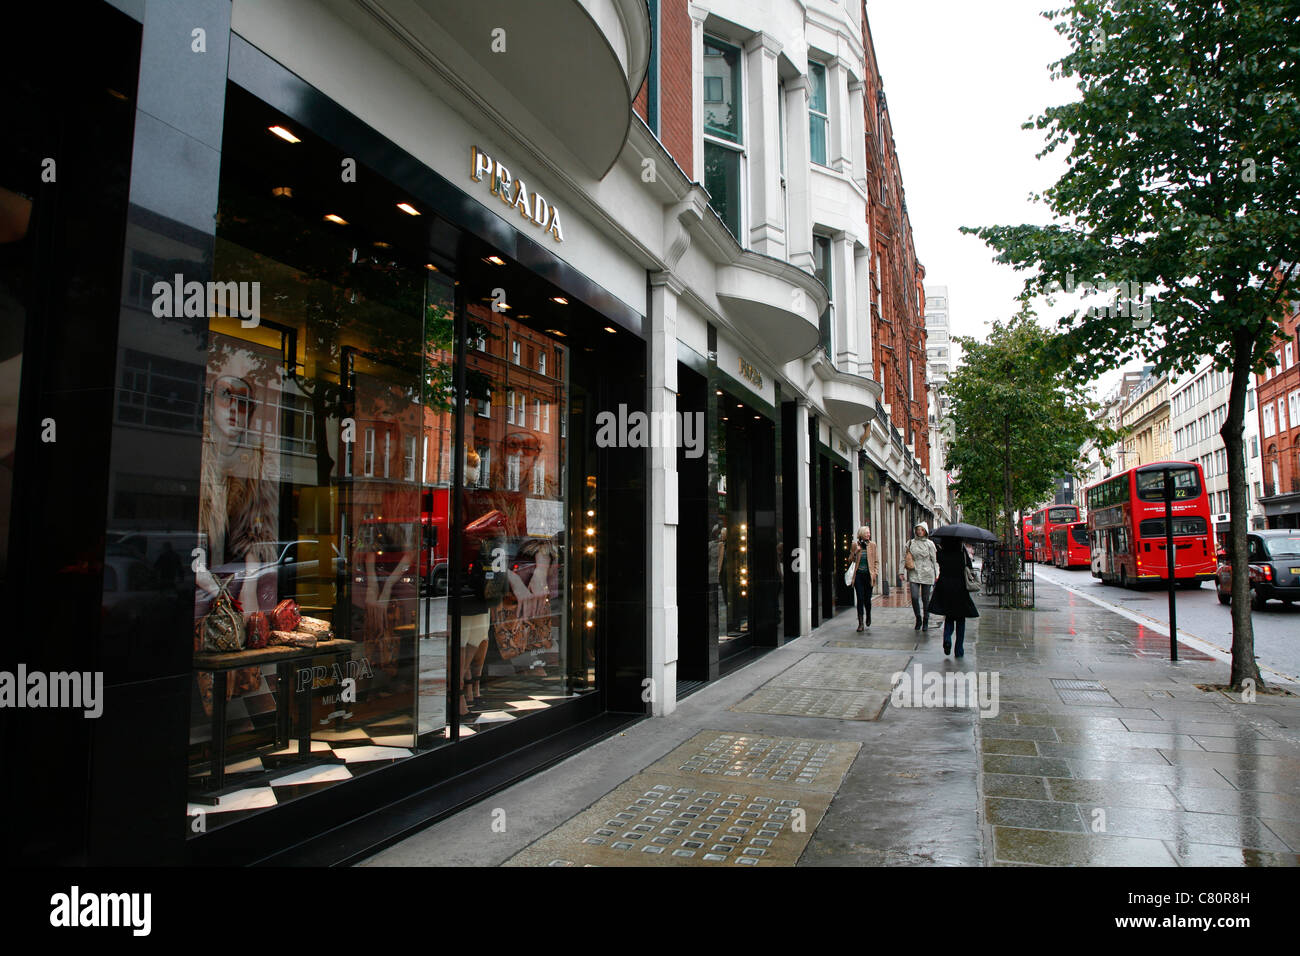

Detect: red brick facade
861,5,930,473
1256,299,1300,511
632,0,692,178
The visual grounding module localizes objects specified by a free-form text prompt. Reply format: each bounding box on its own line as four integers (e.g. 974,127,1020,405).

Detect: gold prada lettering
469,145,565,243
739,358,763,389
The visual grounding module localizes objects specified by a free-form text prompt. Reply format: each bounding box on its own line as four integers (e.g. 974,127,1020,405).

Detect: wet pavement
363,575,1300,867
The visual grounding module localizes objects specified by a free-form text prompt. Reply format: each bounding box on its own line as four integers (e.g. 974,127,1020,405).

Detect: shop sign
739,357,763,389
471,145,564,242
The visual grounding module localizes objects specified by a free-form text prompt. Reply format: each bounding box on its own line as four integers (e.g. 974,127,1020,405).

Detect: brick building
1257,297,1300,527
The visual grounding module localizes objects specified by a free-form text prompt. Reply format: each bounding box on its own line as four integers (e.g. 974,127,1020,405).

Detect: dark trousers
910,582,932,625
943,616,967,655
854,573,872,624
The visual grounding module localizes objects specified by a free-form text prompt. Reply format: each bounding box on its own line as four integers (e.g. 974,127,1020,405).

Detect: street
1032,563,1300,685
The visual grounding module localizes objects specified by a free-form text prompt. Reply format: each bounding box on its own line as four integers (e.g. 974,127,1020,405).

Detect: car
1215,530,1300,610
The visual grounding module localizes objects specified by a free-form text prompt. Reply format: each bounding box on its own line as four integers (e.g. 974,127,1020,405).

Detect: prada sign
471,145,564,242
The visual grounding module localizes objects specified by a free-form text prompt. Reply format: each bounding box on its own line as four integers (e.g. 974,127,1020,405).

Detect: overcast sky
865,0,1146,395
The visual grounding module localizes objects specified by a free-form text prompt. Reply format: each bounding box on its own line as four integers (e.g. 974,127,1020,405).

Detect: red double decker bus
1085,461,1215,588
1021,516,1034,560
1050,521,1091,569
1032,504,1081,563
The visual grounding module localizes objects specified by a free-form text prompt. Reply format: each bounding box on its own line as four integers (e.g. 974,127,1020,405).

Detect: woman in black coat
926,538,979,658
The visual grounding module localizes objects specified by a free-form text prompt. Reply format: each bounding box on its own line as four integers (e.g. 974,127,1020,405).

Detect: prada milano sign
470,145,565,242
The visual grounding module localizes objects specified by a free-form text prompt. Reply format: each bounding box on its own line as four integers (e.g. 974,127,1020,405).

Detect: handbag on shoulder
844,558,857,587
964,561,981,592
904,543,915,572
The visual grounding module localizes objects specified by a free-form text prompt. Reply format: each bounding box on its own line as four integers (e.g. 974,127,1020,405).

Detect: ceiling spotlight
545,328,566,337
271,186,293,199
396,202,421,216
604,326,617,334
425,263,439,271
484,255,506,266
324,213,348,225
268,125,300,143
550,296,569,305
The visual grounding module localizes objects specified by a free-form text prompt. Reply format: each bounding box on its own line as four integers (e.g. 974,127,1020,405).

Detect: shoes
922,618,930,630
943,640,951,655
856,621,864,632
955,650,964,659
914,619,922,631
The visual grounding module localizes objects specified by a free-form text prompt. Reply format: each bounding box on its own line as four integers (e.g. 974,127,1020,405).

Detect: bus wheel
1217,588,1230,605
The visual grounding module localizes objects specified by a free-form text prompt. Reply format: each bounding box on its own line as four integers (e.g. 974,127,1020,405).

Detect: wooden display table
192,638,357,801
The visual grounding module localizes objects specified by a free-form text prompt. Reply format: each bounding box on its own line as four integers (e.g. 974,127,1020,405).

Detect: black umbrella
929,522,998,542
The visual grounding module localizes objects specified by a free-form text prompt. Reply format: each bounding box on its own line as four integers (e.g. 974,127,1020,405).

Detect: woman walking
928,537,979,657
848,526,879,631
904,522,938,630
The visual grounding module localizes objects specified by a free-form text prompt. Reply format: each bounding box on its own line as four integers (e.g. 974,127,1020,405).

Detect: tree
946,312,1111,595
961,0,1300,688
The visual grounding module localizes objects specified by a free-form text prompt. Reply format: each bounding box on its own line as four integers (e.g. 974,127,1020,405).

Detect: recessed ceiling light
604,326,617,334
550,296,569,305
545,328,566,337
268,125,300,143
396,202,421,216
324,213,347,225
373,240,391,248
484,255,506,266
716,390,723,395
271,186,293,199
106,88,128,101
424,263,440,272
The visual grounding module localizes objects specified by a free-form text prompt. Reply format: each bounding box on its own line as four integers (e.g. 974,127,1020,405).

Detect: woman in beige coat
905,522,938,630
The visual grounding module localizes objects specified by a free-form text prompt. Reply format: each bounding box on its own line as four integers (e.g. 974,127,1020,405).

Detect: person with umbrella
927,523,990,658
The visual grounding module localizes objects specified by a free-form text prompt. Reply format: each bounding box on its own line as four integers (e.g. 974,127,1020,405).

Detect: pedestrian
848,525,879,631
904,521,938,630
928,537,979,658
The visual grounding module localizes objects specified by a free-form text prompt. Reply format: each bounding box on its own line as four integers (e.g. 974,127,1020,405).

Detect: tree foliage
947,312,1112,547
960,0,1300,687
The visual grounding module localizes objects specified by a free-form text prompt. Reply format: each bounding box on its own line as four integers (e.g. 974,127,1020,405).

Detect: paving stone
1162,843,1300,866
1213,768,1300,794
982,754,1073,778
983,773,1051,800
1054,729,1206,750
1120,718,1263,738
1046,779,1180,810
1008,713,1130,731
1261,817,1300,852
992,826,1177,866
1034,742,1173,765
984,797,1086,832
981,738,1038,756
1083,806,1291,850
1067,759,1235,790
1189,736,1300,756
768,651,912,692
1155,749,1300,773
1173,787,1300,821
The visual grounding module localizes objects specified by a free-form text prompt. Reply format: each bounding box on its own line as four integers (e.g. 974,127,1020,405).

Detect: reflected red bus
1050,521,1090,569
1085,461,1216,588
1033,504,1081,563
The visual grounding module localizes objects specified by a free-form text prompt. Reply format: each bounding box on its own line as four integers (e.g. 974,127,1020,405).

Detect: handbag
904,543,915,572
844,558,857,587
964,559,981,592
199,577,246,652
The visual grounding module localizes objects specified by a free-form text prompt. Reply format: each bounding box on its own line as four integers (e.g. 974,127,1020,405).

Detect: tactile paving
506,775,835,867
730,685,888,720
645,731,860,791
768,652,911,691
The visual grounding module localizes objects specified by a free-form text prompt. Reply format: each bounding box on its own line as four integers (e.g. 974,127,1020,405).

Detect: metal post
1164,468,1178,662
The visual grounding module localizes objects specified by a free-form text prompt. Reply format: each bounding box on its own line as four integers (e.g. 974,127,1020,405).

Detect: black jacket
926,543,979,619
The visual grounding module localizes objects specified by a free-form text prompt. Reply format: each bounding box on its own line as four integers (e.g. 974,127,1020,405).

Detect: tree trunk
1222,326,1264,690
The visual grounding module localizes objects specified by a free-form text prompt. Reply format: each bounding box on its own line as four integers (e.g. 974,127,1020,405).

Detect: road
1031,562,1300,684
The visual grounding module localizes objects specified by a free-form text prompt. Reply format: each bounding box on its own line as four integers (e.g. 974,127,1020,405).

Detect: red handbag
270,599,301,632
246,611,271,649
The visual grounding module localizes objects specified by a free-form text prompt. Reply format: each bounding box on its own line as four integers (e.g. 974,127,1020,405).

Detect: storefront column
793,400,814,636
648,274,679,716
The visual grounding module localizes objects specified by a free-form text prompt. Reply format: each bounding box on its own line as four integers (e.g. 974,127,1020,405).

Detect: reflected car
1215,530,1300,610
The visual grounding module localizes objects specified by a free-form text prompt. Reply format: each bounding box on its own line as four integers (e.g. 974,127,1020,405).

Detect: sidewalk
362,576,1300,867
